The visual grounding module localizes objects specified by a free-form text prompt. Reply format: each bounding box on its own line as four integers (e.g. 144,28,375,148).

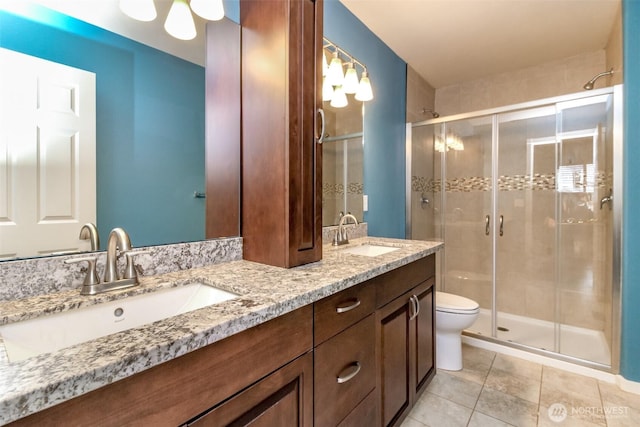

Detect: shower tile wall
435,50,608,116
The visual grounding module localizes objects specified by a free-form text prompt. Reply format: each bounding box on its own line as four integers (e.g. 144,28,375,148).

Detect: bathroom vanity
0,237,441,426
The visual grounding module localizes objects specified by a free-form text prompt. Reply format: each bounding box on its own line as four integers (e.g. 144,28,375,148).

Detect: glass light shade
119,0,157,22
355,71,373,101
326,52,344,86
164,0,196,40
322,78,334,102
343,63,359,94
190,0,225,21
322,50,329,77
330,86,348,108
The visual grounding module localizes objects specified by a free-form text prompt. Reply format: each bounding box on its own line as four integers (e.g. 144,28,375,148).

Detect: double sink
0,241,402,363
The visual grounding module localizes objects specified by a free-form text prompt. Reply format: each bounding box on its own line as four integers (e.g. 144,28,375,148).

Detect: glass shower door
495,107,557,349
556,94,614,365
441,116,494,336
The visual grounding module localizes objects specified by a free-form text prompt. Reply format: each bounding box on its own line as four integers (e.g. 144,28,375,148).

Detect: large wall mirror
0,1,212,260
322,101,364,226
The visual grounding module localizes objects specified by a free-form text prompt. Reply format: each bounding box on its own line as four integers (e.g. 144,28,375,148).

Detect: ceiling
340,0,621,88
27,1,621,89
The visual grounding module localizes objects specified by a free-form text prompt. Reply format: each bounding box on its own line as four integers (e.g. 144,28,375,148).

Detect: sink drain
497,326,509,332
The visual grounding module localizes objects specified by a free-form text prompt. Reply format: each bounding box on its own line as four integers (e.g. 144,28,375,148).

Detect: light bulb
164,0,196,40
119,0,157,22
330,86,348,108
322,50,329,77
355,70,373,101
343,63,359,94
322,78,334,102
326,51,344,87
190,0,225,21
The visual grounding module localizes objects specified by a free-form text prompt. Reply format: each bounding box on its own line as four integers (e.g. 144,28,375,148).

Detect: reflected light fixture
327,51,344,87
323,78,334,102
322,51,329,77
119,0,157,22
355,70,373,102
343,62,359,94
165,0,197,40
330,86,348,108
190,0,225,21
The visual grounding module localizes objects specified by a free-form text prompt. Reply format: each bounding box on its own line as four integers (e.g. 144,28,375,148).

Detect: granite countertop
0,237,442,425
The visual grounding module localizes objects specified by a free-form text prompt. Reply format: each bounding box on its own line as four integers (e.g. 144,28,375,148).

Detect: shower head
422,108,440,118
583,68,614,90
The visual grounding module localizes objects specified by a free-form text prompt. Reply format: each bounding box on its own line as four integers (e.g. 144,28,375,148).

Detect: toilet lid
436,291,479,312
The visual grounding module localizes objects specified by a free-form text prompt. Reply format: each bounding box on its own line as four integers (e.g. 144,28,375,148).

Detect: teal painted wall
621,0,640,382
0,6,205,248
324,0,408,238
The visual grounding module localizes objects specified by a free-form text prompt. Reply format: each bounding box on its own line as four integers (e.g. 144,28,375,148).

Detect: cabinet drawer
314,281,376,344
315,315,376,426
375,255,435,308
338,389,378,427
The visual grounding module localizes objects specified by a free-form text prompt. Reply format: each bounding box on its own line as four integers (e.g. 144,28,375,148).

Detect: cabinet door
376,292,412,427
412,279,435,396
187,352,313,426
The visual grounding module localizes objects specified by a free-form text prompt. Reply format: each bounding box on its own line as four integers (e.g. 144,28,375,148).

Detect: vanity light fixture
323,38,373,108
327,51,345,87
119,0,157,22
330,85,349,108
120,0,225,41
355,70,373,102
343,62,360,94
323,78,334,102
164,0,196,40
190,0,225,21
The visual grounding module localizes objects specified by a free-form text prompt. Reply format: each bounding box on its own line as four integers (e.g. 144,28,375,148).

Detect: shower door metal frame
406,85,623,373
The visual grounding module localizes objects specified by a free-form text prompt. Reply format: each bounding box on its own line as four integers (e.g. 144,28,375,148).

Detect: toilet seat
436,291,479,315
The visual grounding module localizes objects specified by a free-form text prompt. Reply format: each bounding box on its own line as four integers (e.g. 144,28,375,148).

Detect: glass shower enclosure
406,86,622,371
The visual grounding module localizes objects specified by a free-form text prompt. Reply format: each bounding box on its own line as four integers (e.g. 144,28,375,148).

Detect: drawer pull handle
336,362,361,384
336,299,361,314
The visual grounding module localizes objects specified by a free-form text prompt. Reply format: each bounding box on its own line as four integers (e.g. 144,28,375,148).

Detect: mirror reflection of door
322,101,364,226
0,48,96,259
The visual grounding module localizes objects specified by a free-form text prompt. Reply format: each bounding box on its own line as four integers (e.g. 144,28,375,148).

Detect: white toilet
435,291,480,371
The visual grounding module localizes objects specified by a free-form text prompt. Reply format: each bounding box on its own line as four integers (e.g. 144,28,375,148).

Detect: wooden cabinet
240,0,323,268
187,353,313,426
314,281,378,426
375,257,436,427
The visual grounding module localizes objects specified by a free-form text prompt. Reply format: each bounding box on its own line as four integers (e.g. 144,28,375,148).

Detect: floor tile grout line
465,350,497,427
596,381,609,427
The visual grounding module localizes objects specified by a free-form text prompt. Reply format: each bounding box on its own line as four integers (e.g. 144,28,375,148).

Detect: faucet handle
122,250,151,280
65,257,100,291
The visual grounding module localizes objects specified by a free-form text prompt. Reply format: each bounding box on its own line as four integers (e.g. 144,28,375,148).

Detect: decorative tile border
412,171,611,193
323,182,364,196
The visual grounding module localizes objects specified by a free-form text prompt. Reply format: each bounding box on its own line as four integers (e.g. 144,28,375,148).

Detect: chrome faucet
333,214,359,246
65,227,149,295
79,223,100,251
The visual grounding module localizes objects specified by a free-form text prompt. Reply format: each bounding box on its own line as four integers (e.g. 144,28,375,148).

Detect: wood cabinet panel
376,293,412,427
240,0,323,268
375,256,435,308
314,280,376,345
314,315,376,426
414,279,435,394
187,352,313,426
338,389,378,427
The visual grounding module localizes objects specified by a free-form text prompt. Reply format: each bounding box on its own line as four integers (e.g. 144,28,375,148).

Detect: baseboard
617,375,640,395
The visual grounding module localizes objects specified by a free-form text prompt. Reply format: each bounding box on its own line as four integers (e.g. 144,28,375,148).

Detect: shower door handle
499,215,504,237
485,215,490,236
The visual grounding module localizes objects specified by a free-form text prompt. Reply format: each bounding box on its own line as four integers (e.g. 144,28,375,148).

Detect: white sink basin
0,282,238,362
340,244,400,257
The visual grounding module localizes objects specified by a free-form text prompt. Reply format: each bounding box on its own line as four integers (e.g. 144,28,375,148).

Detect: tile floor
402,344,640,427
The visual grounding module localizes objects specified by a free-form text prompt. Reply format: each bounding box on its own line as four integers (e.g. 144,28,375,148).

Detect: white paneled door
0,48,96,259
